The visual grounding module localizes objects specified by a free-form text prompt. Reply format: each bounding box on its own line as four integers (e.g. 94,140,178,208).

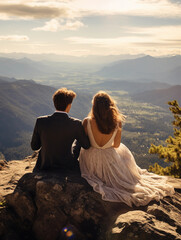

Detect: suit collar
52,112,69,119
55,110,68,115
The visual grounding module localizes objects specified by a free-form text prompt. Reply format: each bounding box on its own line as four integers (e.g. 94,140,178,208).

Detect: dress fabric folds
79,118,175,207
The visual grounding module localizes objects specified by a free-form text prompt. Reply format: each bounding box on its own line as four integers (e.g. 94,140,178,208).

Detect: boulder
0,159,8,171
0,170,181,240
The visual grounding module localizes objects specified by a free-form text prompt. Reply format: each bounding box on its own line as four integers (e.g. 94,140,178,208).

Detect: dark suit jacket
31,112,90,171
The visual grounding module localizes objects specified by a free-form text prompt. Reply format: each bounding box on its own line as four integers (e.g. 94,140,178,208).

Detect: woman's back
84,118,121,149
79,91,174,207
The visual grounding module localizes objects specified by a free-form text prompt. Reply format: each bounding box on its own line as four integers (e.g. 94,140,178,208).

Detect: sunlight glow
0,0,180,56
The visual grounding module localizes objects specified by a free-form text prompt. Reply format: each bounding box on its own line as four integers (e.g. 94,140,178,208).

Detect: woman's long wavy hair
89,91,125,134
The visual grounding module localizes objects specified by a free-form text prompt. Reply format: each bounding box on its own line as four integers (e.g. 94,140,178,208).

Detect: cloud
65,25,181,56
33,19,60,32
0,3,70,19
1,0,181,20
33,19,84,31
60,20,84,30
66,36,129,47
72,0,181,18
66,25,181,46
0,0,180,24
0,35,29,41
167,0,181,4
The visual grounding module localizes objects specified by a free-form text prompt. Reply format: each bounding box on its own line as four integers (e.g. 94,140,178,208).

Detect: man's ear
65,104,72,113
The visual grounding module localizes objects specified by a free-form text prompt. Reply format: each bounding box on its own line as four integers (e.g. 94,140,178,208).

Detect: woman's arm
112,122,122,148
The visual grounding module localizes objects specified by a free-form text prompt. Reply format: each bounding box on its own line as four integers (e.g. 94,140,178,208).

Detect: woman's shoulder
82,117,90,128
83,117,89,123
83,116,93,122
118,121,122,128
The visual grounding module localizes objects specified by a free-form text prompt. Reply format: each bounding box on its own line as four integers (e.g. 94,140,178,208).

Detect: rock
0,168,181,240
1,170,130,240
108,206,181,240
0,155,36,201
0,159,8,170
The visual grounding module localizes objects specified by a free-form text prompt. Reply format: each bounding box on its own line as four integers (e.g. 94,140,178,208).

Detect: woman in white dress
79,91,175,207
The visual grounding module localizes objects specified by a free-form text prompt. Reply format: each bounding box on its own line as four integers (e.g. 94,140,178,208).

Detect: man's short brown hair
53,88,76,111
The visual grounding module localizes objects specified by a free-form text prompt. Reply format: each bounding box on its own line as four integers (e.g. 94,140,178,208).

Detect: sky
0,0,181,56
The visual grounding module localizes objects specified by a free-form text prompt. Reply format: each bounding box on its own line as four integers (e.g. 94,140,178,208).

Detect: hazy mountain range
0,52,144,64
0,55,180,85
92,80,171,94
131,85,181,107
98,55,181,84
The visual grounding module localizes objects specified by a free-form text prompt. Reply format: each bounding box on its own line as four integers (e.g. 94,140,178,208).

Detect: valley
0,54,180,169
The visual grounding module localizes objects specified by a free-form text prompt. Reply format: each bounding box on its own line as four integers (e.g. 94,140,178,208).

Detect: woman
79,91,174,207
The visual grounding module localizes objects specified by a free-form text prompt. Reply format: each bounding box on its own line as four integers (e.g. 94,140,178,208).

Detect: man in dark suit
31,88,90,172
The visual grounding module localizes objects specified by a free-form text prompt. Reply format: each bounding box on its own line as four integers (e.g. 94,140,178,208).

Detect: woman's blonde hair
89,91,125,134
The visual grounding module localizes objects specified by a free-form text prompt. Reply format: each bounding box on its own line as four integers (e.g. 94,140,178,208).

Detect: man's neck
55,110,68,114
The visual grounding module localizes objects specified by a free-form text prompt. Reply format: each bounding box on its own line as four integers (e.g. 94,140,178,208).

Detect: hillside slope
98,55,181,84
131,85,181,107
0,78,91,160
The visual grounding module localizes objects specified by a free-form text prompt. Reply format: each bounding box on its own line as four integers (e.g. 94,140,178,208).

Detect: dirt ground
0,157,35,201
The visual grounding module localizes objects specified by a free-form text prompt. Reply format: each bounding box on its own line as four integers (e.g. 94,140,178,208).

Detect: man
31,88,90,172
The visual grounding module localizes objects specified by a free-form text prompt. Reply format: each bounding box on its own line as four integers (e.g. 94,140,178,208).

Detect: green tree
149,100,181,178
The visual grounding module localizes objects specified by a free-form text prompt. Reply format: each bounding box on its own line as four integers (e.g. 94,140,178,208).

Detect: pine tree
149,100,181,178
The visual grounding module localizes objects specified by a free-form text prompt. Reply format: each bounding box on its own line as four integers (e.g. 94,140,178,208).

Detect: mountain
92,80,171,94
0,80,54,150
97,55,181,84
0,78,91,160
0,57,99,79
0,76,18,83
0,52,145,64
165,65,181,84
0,57,47,78
131,85,181,108
1,55,181,84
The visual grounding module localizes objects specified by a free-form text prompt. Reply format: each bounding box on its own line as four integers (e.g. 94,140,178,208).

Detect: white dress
79,118,175,207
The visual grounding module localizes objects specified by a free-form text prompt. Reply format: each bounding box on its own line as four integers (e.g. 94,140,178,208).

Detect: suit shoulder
36,115,51,122
69,116,82,125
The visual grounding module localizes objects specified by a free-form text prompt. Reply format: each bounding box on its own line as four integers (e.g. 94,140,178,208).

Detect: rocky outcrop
0,156,35,201
0,168,181,240
0,159,8,171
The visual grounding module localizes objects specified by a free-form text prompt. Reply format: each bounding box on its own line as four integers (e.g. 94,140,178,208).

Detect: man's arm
31,119,41,150
72,121,90,160
76,121,90,149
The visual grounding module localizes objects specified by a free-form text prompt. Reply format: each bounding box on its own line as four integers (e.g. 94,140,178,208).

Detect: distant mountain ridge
0,55,180,84
0,57,46,78
0,52,145,64
98,55,181,84
0,57,99,79
93,80,171,94
132,85,181,108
